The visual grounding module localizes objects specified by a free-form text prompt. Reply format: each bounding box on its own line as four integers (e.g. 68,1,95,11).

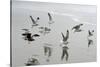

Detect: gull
30,16,39,28
61,30,69,61
72,24,83,32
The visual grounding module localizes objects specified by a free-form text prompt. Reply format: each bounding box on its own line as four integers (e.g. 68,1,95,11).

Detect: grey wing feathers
61,32,65,41
65,30,69,41
61,30,69,41
30,16,36,24
48,13,52,21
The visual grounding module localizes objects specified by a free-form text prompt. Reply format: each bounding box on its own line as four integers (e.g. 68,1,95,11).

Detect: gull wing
48,13,52,21
61,32,65,41
65,30,69,41
30,16,36,24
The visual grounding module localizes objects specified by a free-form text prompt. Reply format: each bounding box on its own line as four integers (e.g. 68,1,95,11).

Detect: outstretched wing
30,16,36,24
72,27,75,30
61,32,65,41
88,30,91,35
32,34,40,37
22,29,29,31
72,24,79,30
48,13,52,21
65,30,69,41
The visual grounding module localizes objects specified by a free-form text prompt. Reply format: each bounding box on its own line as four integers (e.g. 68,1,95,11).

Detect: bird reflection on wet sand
39,27,51,35
43,43,52,62
25,57,40,66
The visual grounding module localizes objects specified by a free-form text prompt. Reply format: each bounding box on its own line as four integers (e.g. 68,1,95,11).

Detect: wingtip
30,16,32,17
37,17,40,20
61,32,63,35
48,12,50,15
67,30,69,32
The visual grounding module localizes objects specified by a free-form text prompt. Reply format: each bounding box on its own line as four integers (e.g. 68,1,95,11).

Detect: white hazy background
0,0,100,67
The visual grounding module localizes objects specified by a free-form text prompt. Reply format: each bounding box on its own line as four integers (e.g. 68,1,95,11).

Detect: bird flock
21,12,95,66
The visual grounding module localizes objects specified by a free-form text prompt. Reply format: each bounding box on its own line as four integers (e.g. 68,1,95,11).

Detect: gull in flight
30,16,40,28
72,24,83,32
